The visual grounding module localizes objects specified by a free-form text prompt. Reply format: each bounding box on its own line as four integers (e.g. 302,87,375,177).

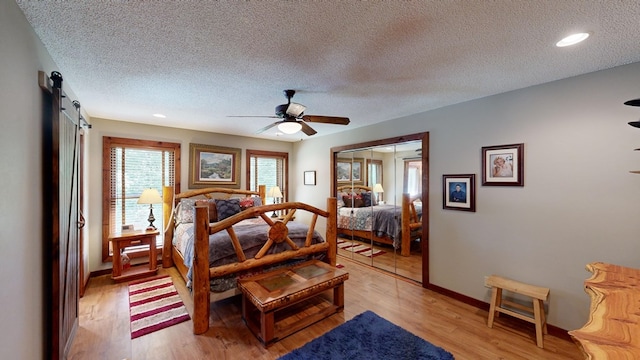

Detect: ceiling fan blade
255,121,281,134
300,122,317,136
624,98,640,107
227,115,280,118
301,115,350,125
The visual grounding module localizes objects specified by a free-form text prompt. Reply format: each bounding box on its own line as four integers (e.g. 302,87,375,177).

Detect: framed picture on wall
481,143,524,186
304,170,316,185
336,160,352,182
443,174,476,212
336,158,364,184
188,143,241,188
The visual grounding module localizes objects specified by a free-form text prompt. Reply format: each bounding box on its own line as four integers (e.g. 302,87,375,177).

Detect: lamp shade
278,121,302,134
373,183,384,193
137,188,162,204
267,186,283,198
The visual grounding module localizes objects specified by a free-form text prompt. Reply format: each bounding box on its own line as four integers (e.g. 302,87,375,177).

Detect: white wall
85,118,293,272
292,61,640,331
0,1,85,357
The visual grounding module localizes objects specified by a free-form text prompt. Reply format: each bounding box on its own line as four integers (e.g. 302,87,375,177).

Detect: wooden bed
336,184,422,257
162,185,337,334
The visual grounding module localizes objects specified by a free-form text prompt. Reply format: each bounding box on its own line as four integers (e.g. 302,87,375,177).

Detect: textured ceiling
16,1,640,141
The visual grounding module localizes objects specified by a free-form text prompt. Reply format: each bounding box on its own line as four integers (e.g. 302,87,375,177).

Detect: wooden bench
486,275,550,348
237,260,349,346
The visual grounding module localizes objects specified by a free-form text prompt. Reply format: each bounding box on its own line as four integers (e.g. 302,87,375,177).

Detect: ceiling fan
230,90,350,136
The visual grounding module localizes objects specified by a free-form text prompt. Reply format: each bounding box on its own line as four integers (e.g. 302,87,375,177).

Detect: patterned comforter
338,204,422,248
173,217,325,292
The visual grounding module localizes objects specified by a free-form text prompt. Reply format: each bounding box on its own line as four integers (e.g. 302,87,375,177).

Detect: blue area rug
278,311,454,360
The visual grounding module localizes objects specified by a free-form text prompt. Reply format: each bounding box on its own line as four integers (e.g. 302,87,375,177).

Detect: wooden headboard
337,184,372,194
161,185,266,266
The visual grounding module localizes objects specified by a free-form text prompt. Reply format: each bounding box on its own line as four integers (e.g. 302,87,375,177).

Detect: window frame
101,136,181,262
246,149,289,202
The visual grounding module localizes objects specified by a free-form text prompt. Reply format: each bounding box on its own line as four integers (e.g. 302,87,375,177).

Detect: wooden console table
569,262,640,359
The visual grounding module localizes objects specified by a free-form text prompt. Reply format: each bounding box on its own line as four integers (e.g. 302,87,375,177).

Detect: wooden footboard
192,198,337,334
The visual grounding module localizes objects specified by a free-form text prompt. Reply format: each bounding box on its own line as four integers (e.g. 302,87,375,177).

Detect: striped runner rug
337,239,386,258
128,276,190,339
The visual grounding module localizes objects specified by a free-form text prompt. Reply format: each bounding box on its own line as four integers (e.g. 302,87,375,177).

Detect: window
404,160,422,197
246,149,288,204
366,159,383,187
102,137,181,262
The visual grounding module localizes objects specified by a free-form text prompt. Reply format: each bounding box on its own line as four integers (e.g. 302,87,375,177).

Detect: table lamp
137,188,162,230
267,186,283,217
373,183,384,204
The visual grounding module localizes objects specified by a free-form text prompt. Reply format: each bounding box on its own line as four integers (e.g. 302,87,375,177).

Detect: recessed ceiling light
153,113,166,118
556,32,590,47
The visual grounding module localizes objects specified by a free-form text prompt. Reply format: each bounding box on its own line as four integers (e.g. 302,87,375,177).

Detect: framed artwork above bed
336,158,364,184
189,143,241,188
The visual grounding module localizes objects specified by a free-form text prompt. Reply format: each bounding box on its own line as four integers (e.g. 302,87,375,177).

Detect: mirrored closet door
332,133,428,284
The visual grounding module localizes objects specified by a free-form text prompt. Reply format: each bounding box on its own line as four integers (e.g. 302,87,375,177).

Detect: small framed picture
304,170,316,185
443,174,476,212
482,143,524,186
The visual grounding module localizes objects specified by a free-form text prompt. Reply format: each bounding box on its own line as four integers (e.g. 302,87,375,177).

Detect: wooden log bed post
326,197,337,266
162,186,175,268
400,193,411,257
193,205,211,334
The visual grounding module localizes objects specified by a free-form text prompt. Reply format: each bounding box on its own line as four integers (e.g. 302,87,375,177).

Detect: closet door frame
330,132,429,286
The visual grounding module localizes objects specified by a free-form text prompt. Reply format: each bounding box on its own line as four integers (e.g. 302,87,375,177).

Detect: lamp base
147,206,157,230
271,211,278,218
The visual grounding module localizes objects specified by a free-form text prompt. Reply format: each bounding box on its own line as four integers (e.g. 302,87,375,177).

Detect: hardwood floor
68,257,583,359
338,236,422,281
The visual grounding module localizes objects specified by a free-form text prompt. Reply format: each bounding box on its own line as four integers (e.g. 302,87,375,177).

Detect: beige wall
291,61,640,331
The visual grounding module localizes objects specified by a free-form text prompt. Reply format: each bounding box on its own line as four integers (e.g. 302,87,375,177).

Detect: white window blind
109,147,174,234
248,151,287,204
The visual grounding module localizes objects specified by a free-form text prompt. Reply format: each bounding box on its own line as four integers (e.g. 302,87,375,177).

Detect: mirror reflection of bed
331,133,427,284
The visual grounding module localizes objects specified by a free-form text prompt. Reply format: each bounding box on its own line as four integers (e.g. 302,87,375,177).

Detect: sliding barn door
41,71,83,360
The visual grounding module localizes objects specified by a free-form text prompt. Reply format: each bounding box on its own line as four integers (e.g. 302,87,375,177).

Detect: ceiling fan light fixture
278,121,302,134
286,102,306,117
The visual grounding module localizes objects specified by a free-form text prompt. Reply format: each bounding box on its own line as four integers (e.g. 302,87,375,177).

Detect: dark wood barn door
41,71,83,360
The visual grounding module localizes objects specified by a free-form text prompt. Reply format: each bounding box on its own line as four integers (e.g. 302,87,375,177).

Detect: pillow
175,198,197,224
343,194,363,208
252,197,263,207
195,199,218,223
215,198,242,221
361,191,374,207
239,197,254,211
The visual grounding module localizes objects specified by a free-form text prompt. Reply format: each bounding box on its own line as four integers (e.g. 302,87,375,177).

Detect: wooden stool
486,275,549,348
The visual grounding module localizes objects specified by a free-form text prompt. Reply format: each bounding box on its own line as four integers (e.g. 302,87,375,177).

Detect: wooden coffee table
237,260,349,346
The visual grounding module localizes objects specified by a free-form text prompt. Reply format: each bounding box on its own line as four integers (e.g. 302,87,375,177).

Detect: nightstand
110,229,159,282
